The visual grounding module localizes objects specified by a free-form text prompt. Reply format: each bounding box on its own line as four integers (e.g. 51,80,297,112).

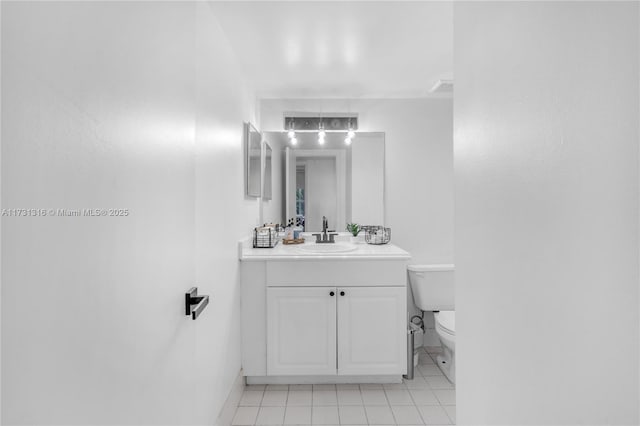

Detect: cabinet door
337,287,407,375
267,287,337,375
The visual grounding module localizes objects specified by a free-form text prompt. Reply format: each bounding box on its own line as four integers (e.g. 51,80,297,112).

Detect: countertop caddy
239,237,411,384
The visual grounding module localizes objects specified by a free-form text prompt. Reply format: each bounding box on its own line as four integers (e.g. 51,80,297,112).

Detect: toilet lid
435,311,455,334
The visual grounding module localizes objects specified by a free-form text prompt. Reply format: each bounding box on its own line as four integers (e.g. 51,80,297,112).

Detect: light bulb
318,130,326,138
318,135,326,145
288,130,295,138
347,130,355,138
345,137,352,145
290,137,297,145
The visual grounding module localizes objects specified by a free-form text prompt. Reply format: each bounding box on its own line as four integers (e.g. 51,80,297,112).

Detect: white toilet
407,264,455,383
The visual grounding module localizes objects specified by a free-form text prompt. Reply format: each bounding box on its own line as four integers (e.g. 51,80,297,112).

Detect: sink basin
295,243,358,254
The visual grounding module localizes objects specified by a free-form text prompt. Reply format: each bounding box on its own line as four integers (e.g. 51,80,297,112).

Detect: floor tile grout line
361,393,371,425
259,388,266,408
407,388,429,425
388,402,400,425
382,387,396,425
444,403,456,425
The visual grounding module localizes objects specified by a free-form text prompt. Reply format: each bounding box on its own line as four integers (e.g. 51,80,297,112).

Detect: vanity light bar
283,115,358,132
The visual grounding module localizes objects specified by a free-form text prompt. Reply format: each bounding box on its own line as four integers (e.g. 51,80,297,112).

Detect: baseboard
214,369,245,426
246,375,402,385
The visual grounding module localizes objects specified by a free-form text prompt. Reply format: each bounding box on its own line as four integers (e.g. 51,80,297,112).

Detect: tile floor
232,347,455,425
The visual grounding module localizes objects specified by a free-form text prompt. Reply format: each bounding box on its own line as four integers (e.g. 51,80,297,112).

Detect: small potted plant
346,223,363,243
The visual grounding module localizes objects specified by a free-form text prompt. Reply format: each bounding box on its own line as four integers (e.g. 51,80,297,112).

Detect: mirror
262,131,385,232
245,122,262,198
263,141,272,201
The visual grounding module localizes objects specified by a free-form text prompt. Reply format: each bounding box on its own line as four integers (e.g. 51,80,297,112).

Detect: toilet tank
408,264,454,311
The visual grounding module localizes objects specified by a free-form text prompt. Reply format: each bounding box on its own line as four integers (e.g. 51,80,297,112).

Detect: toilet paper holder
185,287,209,320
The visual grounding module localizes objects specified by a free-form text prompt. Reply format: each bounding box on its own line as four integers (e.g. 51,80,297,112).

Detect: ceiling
210,1,453,99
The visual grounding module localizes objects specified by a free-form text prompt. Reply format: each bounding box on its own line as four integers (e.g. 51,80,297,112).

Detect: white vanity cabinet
336,286,406,375
267,286,406,376
267,287,337,375
240,243,411,383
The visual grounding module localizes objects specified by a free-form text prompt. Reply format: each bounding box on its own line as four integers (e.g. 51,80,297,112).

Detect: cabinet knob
340,291,345,296
329,291,335,296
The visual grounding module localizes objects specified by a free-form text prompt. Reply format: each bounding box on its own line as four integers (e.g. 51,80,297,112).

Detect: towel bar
185,287,209,320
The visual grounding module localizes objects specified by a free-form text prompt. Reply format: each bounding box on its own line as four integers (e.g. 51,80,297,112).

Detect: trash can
403,322,424,380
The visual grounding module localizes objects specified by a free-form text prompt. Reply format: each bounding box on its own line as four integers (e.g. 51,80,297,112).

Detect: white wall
194,2,258,424
455,2,639,424
2,2,256,424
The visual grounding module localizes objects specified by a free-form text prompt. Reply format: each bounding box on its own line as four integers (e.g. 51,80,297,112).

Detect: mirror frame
263,140,273,201
244,122,262,198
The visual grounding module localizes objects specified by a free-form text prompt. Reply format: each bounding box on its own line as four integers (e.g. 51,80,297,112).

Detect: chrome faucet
313,216,338,243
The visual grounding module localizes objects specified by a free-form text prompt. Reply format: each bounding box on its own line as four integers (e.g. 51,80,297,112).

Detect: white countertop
239,237,411,261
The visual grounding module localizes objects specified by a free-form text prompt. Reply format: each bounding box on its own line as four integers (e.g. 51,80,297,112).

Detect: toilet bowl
434,310,455,383
407,264,455,383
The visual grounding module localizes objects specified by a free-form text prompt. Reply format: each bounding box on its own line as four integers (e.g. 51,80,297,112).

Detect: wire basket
253,227,278,248
364,226,391,245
